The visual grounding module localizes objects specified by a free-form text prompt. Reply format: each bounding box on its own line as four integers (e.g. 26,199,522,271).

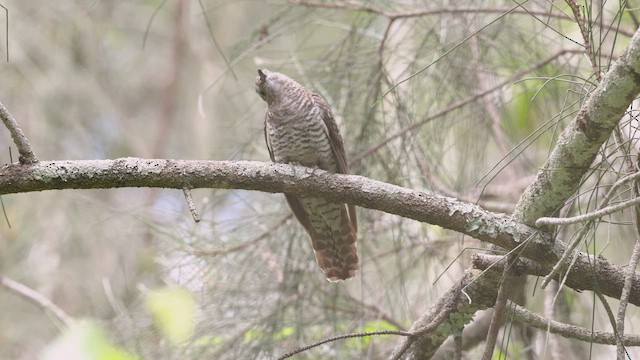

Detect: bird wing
312,93,358,233
263,117,276,162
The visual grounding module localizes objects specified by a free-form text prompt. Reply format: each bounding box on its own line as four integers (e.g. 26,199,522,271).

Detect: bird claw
288,162,320,176
288,161,302,177
305,166,319,175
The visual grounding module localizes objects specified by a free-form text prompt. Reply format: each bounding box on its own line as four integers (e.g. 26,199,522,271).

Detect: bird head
255,69,286,105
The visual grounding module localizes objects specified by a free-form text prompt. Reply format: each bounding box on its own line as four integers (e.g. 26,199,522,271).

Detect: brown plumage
255,69,358,281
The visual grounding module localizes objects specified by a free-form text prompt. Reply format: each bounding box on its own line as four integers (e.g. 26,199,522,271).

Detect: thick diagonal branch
513,27,640,225
391,269,502,360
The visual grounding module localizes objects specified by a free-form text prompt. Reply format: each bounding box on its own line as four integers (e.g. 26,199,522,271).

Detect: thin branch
481,254,516,360
543,223,593,290
471,253,547,277
182,187,200,223
601,106,639,358
1,5,8,62
538,173,640,288
290,1,636,37
617,197,640,358
277,329,412,360
565,0,600,81
0,195,10,228
596,291,628,357
0,101,37,164
197,0,237,80
1,275,72,326
543,282,562,358
535,195,640,227
351,49,583,166
290,1,580,22
481,287,507,360
536,172,640,289
599,170,640,209
470,35,520,197
507,301,640,345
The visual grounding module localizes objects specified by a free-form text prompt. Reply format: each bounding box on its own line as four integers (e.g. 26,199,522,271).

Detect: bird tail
311,206,358,282
283,194,358,281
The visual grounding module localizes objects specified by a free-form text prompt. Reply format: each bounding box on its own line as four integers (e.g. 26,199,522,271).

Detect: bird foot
306,165,321,175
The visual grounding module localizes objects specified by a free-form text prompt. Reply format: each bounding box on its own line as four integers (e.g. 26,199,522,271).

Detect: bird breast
266,107,337,171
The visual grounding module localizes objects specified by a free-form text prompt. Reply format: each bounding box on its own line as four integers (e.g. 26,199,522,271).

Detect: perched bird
255,69,358,281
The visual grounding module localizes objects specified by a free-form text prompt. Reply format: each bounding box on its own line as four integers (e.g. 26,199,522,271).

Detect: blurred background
1,0,639,359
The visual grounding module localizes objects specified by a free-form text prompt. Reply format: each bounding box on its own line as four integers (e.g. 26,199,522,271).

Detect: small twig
471,253,547,277
197,0,237,80
507,300,640,345
565,0,600,81
351,49,583,166
617,228,640,357
0,101,37,164
182,187,200,223
541,224,592,288
1,5,8,62
1,275,72,326
543,282,561,358
616,175,640,358
290,1,585,22
607,108,639,358
277,329,412,360
601,170,640,207
0,195,10,228
481,254,515,360
536,195,640,227
470,36,519,193
596,291,630,358
538,171,640,287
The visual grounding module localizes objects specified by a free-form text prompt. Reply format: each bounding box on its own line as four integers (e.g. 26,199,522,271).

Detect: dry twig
0,101,37,164
1,276,72,326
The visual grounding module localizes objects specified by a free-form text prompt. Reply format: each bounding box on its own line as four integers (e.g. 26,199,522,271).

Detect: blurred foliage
144,285,196,346
41,321,137,360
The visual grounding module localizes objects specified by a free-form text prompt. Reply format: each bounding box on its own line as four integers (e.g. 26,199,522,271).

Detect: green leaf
145,286,197,345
